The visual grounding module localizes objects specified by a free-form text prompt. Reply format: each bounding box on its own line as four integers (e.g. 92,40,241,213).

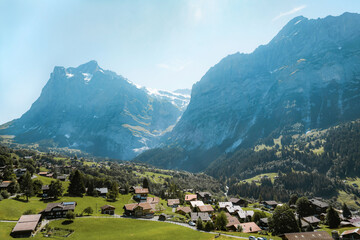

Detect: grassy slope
241,172,278,185
0,222,16,240
0,194,134,220
33,218,224,240
218,231,281,240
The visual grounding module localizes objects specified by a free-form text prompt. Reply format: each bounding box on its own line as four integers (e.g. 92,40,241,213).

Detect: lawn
241,172,278,185
0,194,135,220
318,224,358,235
218,230,281,240
0,222,16,240
133,170,172,184
337,190,358,209
29,218,225,240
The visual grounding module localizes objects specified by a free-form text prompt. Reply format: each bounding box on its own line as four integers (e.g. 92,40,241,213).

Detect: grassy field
241,172,278,185
29,218,229,240
218,230,281,240
133,170,172,184
0,194,135,220
318,224,358,235
0,222,16,240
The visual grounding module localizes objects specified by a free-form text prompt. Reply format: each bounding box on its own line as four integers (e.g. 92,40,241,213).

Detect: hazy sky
1,0,360,124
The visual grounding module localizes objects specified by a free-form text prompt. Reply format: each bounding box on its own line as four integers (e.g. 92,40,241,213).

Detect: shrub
23,209,36,215
1,190,10,199
66,211,75,220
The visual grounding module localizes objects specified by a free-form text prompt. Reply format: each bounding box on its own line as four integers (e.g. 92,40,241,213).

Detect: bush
204,221,215,231
196,218,203,230
1,190,10,199
66,211,75,220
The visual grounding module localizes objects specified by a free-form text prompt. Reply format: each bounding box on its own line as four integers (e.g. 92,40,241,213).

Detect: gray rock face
1,61,189,159
169,13,360,153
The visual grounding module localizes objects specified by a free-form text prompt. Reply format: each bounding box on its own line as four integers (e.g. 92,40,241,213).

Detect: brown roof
124,203,138,211
226,216,241,228
135,188,149,194
168,199,180,206
303,216,321,224
237,222,261,233
185,194,197,201
283,231,332,240
342,228,360,236
100,205,115,210
0,181,11,188
198,205,214,212
176,206,191,214
42,202,76,213
146,197,160,204
138,202,152,210
12,214,41,233
228,198,240,203
39,172,48,175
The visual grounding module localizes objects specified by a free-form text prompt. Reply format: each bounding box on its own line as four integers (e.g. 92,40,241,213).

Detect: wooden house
101,205,115,215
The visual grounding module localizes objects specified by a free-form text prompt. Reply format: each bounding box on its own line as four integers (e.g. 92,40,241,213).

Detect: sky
1,0,360,125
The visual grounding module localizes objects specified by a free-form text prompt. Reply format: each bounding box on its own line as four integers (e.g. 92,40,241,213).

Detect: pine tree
20,171,33,201
68,170,85,196
48,180,64,199
196,217,203,230
107,182,119,201
326,206,340,228
342,203,351,219
143,178,150,192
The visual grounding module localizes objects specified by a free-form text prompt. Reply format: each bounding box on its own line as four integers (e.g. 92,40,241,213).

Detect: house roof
135,188,149,194
226,216,240,228
42,202,76,213
197,192,212,198
198,205,214,212
228,198,240,204
12,214,41,233
219,202,233,208
238,210,254,219
101,205,115,210
190,201,204,208
226,205,242,214
237,222,261,233
95,188,108,194
309,198,329,208
41,185,49,191
176,206,191,214
342,228,360,236
185,194,197,201
263,200,278,206
124,203,138,211
138,202,152,210
39,172,48,175
191,212,211,222
167,199,180,206
0,181,11,188
283,231,332,240
303,216,321,224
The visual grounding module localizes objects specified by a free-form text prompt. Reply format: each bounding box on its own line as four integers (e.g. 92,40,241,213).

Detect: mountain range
0,61,189,160
1,12,360,171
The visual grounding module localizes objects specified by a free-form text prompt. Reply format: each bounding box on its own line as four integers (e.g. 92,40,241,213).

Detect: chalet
176,206,191,215
191,212,211,222
309,198,329,214
57,175,67,181
14,168,27,178
129,186,142,193
226,213,241,231
38,172,48,177
46,173,54,178
24,156,33,159
101,205,115,215
123,202,153,218
41,202,76,219
0,180,11,190
41,185,49,199
238,210,254,221
167,199,180,208
190,200,204,209
258,217,269,229
226,205,243,215
197,192,212,203
134,188,149,201
228,197,247,207
95,188,108,197
341,228,360,239
262,200,279,209
198,205,214,214
185,194,197,203
237,222,261,233
303,216,321,228
219,202,233,209
11,214,42,238
281,231,332,240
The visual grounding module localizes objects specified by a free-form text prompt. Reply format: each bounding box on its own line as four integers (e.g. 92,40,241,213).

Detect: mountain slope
138,13,360,171
0,61,189,160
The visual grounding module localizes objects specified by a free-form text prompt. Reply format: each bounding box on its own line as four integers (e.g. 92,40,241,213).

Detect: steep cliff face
167,13,360,156
0,61,189,159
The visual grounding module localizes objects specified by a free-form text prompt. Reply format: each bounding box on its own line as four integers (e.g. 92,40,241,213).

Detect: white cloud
273,5,307,21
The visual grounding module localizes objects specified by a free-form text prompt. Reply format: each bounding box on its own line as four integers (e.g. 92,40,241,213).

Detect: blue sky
1,0,360,124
